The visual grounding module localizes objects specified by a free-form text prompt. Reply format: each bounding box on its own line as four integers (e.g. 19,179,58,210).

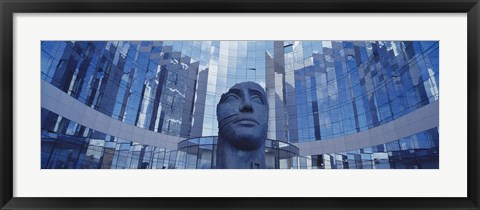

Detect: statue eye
223,95,239,103
251,96,263,104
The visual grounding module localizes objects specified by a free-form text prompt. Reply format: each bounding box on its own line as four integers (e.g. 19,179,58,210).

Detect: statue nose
239,98,253,113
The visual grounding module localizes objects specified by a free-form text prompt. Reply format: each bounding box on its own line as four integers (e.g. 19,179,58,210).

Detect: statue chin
229,134,263,150
220,129,264,151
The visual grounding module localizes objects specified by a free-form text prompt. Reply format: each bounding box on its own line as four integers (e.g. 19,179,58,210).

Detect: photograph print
41,40,439,169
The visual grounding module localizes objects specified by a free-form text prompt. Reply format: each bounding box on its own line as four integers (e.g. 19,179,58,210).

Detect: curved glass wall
42,109,303,169
42,108,438,169
177,137,300,169
308,127,439,169
41,41,438,143
42,108,175,169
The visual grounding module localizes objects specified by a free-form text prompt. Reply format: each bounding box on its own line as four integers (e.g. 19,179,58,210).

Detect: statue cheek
218,104,237,118
257,106,268,117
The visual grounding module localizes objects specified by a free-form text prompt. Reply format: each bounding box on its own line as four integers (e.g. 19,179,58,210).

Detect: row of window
309,127,439,169
41,40,438,142
41,108,438,169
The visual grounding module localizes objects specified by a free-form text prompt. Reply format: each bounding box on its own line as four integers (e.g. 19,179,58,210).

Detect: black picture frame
1,0,479,209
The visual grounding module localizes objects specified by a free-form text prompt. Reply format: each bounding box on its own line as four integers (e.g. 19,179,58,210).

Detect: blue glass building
41,41,439,169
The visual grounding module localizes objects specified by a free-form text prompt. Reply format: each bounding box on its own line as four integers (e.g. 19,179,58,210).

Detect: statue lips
233,118,259,127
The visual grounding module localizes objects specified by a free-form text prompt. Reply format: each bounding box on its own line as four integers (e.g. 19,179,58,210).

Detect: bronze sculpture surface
216,82,268,169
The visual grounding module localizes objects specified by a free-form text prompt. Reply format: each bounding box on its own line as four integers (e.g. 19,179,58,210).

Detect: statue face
217,82,268,150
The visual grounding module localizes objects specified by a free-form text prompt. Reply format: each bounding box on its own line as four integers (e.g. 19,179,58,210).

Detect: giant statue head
216,81,268,169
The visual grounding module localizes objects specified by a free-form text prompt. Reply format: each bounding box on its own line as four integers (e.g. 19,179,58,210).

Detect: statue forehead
228,82,265,94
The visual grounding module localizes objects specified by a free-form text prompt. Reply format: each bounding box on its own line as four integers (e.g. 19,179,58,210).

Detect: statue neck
216,137,265,169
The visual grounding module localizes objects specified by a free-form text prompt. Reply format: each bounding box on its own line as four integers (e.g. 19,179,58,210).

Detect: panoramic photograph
41,40,439,169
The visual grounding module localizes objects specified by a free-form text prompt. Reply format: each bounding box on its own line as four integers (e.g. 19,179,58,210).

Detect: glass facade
42,108,301,169
177,137,300,169
309,127,439,169
41,40,439,169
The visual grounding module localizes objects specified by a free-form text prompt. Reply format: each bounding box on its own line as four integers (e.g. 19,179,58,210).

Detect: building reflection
41,41,439,169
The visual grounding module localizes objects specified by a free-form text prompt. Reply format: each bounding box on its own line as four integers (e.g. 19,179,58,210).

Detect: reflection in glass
41,40,439,169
